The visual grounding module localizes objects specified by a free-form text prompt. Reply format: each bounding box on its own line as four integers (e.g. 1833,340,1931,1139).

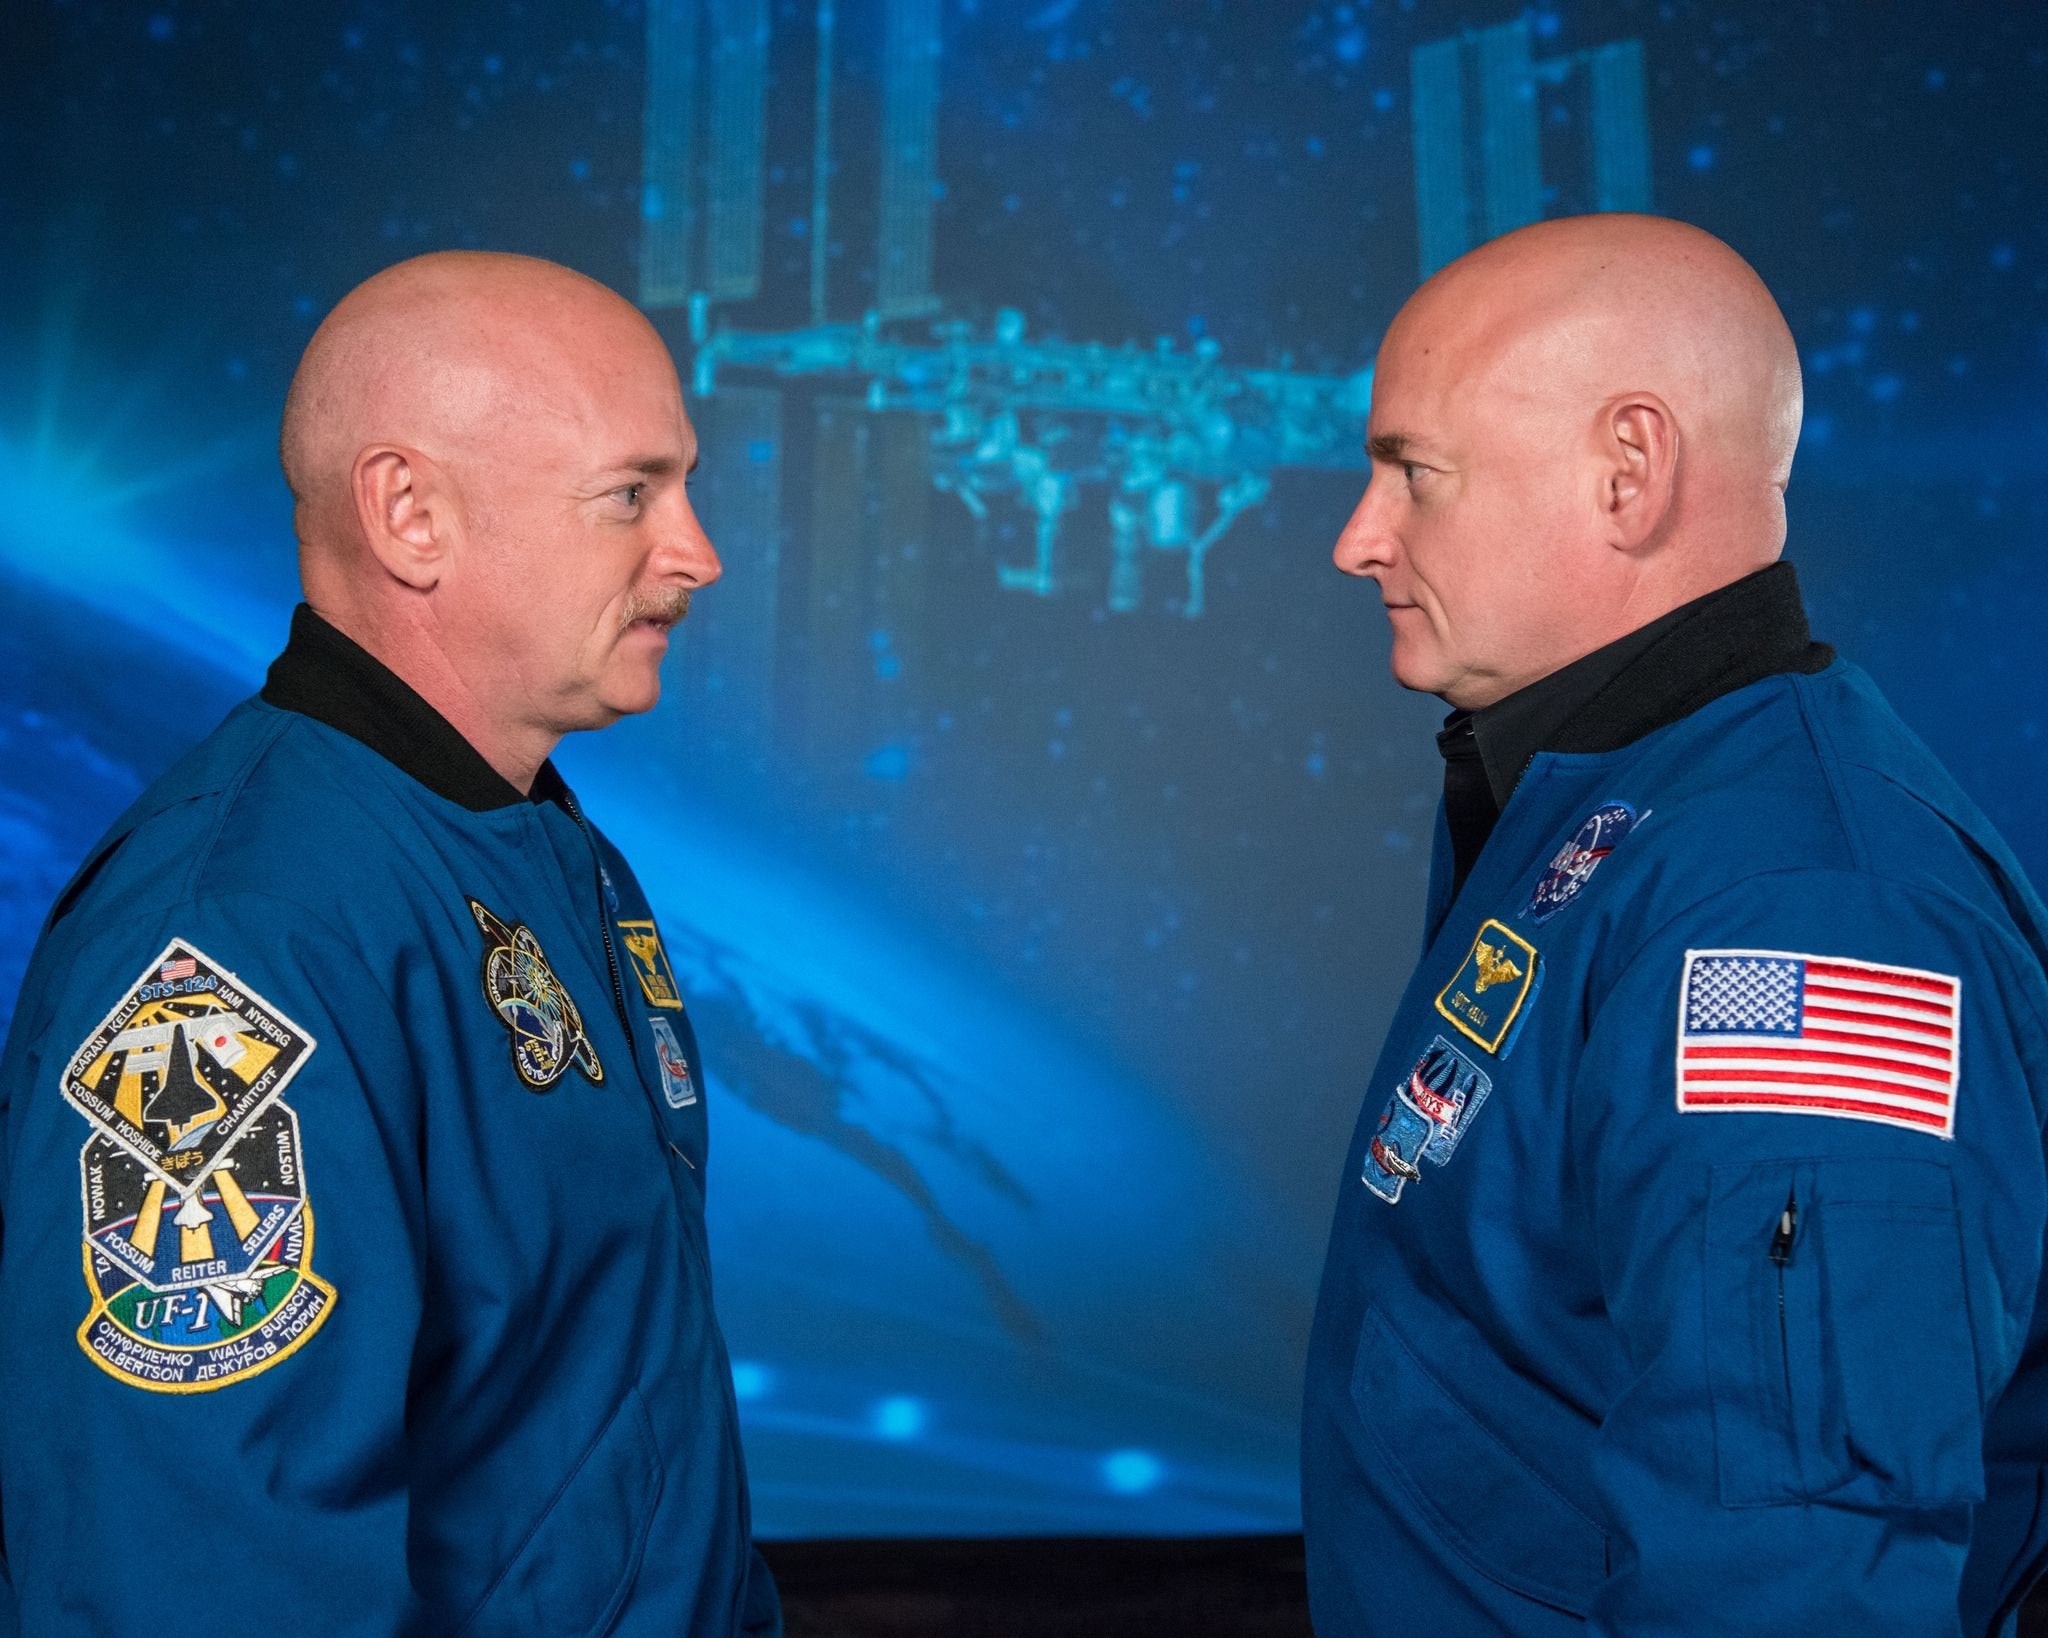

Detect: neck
1488,554,1779,706
306,598,556,794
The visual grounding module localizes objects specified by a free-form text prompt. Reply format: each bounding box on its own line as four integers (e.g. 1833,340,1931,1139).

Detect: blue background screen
4,0,2042,1537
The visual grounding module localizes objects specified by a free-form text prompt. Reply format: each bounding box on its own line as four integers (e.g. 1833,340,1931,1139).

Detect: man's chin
1387,642,1449,700
596,665,664,720
588,642,670,719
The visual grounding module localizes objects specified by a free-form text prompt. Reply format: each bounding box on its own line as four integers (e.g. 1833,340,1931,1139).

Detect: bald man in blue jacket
0,253,780,1634
1304,215,2048,1635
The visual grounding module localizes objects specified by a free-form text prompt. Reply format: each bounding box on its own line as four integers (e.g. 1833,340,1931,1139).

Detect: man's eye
1401,462,1427,485
613,483,646,509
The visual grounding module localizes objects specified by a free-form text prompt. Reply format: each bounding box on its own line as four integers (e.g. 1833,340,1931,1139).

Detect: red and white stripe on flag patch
1676,948,1960,1139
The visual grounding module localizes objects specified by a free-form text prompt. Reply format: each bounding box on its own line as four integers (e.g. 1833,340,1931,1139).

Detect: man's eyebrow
600,454,684,479
1367,432,1413,463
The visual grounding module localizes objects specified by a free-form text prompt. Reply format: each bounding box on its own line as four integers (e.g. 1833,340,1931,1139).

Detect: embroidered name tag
1435,919,1540,1055
618,918,683,1011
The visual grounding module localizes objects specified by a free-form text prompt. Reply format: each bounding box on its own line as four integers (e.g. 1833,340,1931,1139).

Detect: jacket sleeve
1570,867,2048,1636
0,892,427,1633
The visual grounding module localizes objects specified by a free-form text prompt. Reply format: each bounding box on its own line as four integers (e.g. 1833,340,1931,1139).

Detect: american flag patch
158,957,197,983
1677,948,1961,1138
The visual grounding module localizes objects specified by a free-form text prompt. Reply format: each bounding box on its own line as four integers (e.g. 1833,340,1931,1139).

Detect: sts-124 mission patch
63,939,335,1392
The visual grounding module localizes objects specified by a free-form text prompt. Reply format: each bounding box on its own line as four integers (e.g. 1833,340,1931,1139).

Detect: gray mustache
620,588,693,631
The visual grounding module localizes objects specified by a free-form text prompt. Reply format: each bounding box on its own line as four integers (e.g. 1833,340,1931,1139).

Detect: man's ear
1598,393,1678,552
352,444,455,590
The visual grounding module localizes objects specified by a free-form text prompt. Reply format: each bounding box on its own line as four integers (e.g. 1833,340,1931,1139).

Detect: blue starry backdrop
3,0,2043,1536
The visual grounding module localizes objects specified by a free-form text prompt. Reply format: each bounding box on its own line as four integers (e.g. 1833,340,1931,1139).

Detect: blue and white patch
1524,800,1640,924
1363,1035,1494,1204
649,1016,698,1108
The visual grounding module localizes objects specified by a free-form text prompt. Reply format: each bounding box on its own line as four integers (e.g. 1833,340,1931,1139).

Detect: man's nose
1332,480,1394,578
655,489,723,589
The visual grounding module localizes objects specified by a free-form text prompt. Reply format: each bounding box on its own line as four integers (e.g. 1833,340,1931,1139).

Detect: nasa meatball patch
1523,801,1640,923
63,939,335,1392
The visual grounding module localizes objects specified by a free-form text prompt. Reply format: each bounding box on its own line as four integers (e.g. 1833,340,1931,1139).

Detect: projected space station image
3,1,2042,1606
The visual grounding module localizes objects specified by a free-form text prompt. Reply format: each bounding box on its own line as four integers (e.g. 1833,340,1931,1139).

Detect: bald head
1335,214,1805,707
281,251,669,557
1400,214,1803,519
278,250,719,791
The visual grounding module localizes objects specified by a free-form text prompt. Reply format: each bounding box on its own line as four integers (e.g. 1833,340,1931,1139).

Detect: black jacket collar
1433,563,1833,899
1449,561,1833,806
261,604,560,813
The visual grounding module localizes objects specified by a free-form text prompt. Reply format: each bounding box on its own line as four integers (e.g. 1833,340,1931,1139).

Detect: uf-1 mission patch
64,939,335,1392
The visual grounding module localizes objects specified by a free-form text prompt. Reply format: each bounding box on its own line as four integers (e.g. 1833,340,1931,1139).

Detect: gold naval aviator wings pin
1435,918,1540,1055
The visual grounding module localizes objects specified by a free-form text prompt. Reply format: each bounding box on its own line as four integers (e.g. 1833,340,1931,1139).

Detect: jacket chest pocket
1703,1157,1983,1509
458,1387,664,1638
1350,1304,1609,1615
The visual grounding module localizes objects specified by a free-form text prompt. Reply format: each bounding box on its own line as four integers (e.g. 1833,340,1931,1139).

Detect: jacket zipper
1769,1184,1799,1421
557,793,745,1606
556,788,634,1046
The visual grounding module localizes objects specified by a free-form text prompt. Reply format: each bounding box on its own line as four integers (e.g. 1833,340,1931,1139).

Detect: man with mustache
1303,214,2048,1633
0,252,781,1634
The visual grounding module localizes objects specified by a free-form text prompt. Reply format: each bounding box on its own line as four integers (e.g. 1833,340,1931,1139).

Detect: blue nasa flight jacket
1303,573,2048,1636
0,608,781,1636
